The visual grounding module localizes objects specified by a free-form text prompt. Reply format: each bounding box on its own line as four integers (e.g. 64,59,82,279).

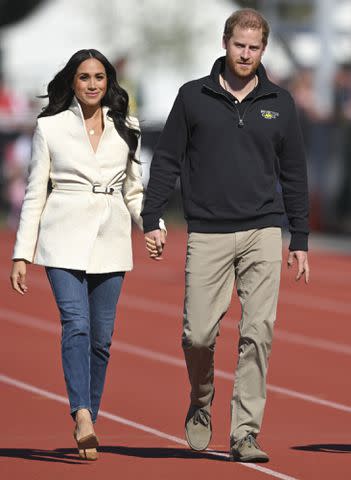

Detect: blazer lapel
68,97,113,157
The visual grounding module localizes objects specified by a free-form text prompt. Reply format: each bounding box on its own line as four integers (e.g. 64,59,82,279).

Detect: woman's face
73,58,107,108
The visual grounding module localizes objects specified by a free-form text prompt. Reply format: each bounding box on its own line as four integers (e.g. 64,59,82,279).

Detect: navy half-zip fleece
142,57,309,251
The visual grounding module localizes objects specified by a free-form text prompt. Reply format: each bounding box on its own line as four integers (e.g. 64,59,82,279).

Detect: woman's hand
10,260,28,295
145,229,166,261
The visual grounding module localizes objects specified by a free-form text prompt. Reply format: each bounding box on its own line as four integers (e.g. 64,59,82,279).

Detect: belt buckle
92,184,114,194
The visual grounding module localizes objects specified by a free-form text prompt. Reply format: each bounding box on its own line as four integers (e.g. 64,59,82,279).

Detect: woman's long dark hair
38,49,140,162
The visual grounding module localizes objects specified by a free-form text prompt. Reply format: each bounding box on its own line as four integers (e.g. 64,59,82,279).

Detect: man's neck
220,65,257,102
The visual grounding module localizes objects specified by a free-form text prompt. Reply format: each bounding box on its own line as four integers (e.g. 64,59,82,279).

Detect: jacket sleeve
279,95,309,251
141,89,188,232
12,120,51,262
122,130,167,232
122,129,144,231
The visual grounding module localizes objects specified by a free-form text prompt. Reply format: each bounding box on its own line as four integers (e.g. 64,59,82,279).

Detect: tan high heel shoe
73,427,99,461
78,447,98,461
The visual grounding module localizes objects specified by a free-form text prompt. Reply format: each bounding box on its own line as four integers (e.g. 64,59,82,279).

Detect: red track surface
1,227,350,479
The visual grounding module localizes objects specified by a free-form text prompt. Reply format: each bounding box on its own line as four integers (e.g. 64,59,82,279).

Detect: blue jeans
46,268,124,423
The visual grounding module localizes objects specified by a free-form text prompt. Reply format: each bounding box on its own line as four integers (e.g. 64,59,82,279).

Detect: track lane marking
2,267,351,315
1,307,351,414
0,373,298,480
2,269,351,355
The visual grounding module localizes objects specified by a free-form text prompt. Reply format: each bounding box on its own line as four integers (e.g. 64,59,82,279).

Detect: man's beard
227,55,260,79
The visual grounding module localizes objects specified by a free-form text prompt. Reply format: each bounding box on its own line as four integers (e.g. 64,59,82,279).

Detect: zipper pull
238,118,244,128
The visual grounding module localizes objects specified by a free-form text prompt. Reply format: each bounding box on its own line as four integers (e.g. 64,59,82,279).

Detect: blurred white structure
0,0,291,124
2,0,351,122
1,0,233,123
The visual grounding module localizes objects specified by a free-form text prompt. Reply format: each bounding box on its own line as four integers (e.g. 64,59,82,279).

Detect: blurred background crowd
0,0,351,237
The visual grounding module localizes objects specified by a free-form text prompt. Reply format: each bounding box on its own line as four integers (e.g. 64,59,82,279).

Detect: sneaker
230,434,269,462
185,405,212,451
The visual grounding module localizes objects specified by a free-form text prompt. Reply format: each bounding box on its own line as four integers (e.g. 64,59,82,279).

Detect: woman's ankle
75,409,94,433
76,408,92,422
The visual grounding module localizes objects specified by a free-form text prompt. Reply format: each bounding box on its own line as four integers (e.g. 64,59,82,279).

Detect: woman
10,49,165,460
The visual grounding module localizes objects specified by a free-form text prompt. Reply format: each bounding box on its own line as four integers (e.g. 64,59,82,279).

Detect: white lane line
120,296,351,356
0,373,298,480
115,341,351,414
220,318,351,356
5,267,350,355
3,269,351,359
1,307,351,414
2,268,351,317
0,373,186,446
270,330,351,356
121,296,351,356
266,385,351,413
278,291,351,316
119,289,351,320
133,260,351,286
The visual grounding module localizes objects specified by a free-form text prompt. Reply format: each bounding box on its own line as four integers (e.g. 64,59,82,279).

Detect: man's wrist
289,232,308,252
143,216,162,233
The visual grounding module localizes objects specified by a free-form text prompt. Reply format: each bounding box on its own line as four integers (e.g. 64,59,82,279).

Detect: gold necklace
86,109,102,136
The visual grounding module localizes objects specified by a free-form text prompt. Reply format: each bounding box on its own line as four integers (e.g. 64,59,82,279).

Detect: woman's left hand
10,260,29,295
145,229,166,260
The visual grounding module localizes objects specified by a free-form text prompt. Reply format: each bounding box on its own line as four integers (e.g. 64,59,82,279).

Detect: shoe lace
239,434,259,449
193,408,211,427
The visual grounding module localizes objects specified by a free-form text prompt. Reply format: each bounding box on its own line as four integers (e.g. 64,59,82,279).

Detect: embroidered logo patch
261,110,279,120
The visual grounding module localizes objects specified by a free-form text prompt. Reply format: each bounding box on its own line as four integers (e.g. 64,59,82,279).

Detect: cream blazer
13,98,151,273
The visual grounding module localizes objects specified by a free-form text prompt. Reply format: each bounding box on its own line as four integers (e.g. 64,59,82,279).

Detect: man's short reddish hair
223,8,270,46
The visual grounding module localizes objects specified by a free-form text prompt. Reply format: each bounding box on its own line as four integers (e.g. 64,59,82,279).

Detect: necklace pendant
89,129,95,136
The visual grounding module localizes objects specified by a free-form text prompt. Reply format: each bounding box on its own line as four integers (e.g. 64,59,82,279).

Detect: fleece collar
205,56,277,96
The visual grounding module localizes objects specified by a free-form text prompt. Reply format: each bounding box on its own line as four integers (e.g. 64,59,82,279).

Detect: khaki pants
182,228,282,444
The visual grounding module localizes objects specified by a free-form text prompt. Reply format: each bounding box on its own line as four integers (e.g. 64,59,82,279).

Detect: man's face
223,26,265,79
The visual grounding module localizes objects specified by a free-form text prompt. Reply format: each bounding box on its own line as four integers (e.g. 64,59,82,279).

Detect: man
141,8,309,462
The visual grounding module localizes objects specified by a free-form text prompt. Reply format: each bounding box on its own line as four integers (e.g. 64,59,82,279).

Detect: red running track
0,227,350,480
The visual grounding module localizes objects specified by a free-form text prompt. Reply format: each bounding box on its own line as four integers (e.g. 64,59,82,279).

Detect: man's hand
144,229,166,261
10,260,28,294
287,250,310,284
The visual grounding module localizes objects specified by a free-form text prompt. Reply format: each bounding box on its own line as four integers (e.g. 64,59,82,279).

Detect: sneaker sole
230,452,269,463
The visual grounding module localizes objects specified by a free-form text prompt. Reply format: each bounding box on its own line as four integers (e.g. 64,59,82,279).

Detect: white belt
52,183,121,195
